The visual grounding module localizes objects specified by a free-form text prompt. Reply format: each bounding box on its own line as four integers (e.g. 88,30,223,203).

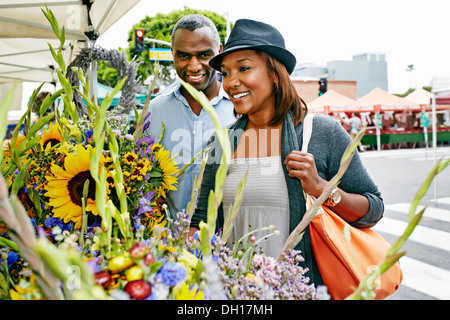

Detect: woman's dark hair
234,50,308,126
260,51,307,126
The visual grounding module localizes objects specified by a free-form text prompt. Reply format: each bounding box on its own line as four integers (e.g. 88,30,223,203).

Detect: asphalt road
359,145,450,300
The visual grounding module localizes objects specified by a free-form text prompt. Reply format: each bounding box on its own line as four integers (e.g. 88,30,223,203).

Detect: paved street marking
375,198,450,299
360,147,450,160
399,257,450,300
386,202,450,223
437,197,450,205
373,217,450,252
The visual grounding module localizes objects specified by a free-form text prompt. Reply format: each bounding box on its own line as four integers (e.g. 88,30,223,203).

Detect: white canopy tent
0,0,141,120
430,76,450,203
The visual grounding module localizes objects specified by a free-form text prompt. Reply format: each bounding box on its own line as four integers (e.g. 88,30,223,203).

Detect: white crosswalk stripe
398,257,450,300
437,197,450,205
373,217,450,251
386,202,450,223
373,198,450,299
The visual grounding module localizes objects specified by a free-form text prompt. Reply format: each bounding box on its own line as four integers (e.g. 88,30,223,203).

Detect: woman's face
221,50,276,121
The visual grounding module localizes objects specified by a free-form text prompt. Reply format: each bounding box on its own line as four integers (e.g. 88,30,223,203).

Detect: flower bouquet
2,7,435,301
0,7,324,301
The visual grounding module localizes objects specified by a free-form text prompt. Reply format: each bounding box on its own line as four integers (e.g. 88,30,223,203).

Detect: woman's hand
284,150,327,197
285,151,370,223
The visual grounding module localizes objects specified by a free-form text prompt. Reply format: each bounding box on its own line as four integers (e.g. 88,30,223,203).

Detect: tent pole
85,40,98,103
376,111,381,152
431,94,437,204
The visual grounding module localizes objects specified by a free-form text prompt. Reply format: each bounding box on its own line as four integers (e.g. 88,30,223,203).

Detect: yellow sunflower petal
85,198,100,216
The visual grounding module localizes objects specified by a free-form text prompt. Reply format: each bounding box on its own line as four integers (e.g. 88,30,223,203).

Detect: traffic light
135,29,145,53
318,77,327,96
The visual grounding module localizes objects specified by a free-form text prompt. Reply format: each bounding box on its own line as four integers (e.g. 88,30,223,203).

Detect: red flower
124,280,151,300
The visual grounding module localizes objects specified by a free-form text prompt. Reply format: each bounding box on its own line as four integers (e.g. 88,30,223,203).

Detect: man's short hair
171,14,220,48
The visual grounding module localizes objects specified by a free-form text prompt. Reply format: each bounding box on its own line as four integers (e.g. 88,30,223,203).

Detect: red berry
94,271,112,289
129,242,149,259
124,280,152,300
143,253,155,265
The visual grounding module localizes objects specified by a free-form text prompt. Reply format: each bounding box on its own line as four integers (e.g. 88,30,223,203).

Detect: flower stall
1,7,442,303
0,8,325,301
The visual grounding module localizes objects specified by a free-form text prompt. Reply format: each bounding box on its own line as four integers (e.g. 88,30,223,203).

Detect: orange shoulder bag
301,114,402,300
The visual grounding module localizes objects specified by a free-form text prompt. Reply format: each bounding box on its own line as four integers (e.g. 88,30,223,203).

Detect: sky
95,0,450,95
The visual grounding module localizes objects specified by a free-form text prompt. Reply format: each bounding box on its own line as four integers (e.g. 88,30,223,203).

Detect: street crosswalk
373,197,450,300
360,146,450,162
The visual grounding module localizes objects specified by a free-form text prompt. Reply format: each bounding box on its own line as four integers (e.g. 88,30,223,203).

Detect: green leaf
60,25,65,48
408,158,450,222
10,159,31,196
0,84,16,158
134,64,159,143
27,111,55,138
41,6,61,40
40,89,63,117
57,70,73,102
99,76,126,113
0,236,20,252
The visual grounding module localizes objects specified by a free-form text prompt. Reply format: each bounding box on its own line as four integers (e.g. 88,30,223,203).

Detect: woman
189,19,384,287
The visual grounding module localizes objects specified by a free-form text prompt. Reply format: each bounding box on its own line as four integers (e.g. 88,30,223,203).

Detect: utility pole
406,64,415,89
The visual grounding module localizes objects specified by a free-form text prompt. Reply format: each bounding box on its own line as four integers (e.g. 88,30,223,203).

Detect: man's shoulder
148,89,180,115
150,82,180,103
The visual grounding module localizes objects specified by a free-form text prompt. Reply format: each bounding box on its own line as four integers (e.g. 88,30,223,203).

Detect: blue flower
84,129,94,139
136,191,154,216
44,217,73,237
143,112,151,132
136,135,155,158
156,262,187,287
6,251,20,269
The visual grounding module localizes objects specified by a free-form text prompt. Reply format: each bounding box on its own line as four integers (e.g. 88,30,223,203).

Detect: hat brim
209,44,297,75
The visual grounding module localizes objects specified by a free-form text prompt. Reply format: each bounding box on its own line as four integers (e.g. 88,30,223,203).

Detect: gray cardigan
190,112,384,286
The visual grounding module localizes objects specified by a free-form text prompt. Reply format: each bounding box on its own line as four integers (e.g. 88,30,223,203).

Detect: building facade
291,52,388,99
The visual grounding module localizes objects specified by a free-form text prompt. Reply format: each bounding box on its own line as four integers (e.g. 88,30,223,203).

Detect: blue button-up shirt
143,80,236,218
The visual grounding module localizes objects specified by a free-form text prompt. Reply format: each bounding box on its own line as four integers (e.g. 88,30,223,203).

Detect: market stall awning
405,88,433,105
0,0,140,84
356,87,421,112
406,88,450,110
436,94,450,105
308,89,359,113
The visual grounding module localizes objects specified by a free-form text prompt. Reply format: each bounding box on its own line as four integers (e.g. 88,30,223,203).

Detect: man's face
172,27,221,92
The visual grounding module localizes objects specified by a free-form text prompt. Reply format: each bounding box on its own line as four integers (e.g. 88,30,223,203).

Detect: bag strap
301,113,315,153
300,113,315,204
301,114,324,215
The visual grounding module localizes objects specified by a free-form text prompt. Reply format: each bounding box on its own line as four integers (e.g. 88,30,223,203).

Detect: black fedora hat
209,19,297,74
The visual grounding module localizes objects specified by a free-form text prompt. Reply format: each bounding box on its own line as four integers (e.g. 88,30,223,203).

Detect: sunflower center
67,171,96,206
43,138,62,149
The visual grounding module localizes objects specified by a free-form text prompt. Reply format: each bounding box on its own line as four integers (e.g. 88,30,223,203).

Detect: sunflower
153,145,178,198
3,135,26,157
41,122,63,151
44,144,105,229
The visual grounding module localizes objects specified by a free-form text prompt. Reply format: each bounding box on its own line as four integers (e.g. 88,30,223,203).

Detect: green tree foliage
97,60,119,88
395,86,432,98
125,6,229,86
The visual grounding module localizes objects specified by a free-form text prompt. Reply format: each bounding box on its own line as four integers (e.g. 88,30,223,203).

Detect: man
348,112,362,138
144,14,236,217
348,112,364,151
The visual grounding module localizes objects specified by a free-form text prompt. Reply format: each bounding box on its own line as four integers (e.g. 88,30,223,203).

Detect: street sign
420,112,429,128
149,48,173,61
377,113,382,129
